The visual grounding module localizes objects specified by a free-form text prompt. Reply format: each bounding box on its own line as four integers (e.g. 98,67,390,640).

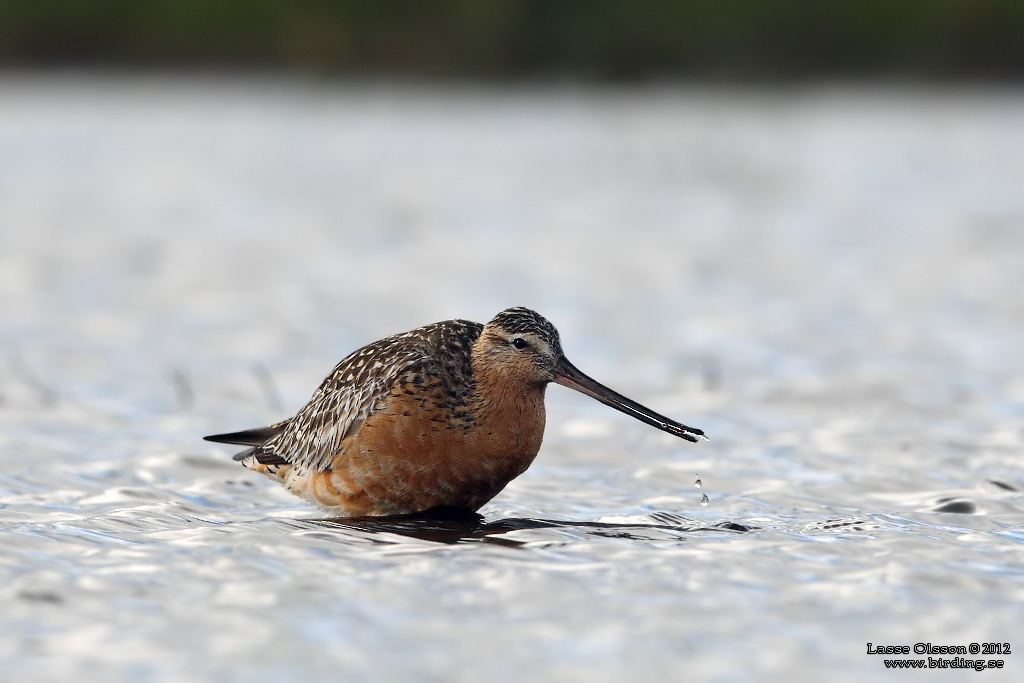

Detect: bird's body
206,308,705,517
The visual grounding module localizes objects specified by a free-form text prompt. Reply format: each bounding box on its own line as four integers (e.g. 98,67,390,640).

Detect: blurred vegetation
1,0,1023,79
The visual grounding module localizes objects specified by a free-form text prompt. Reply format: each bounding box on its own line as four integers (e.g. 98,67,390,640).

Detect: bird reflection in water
307,507,753,547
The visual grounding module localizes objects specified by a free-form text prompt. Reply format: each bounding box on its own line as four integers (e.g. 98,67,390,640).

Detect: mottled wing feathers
249,319,483,474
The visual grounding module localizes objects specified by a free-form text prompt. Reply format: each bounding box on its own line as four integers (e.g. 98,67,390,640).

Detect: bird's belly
294,401,546,516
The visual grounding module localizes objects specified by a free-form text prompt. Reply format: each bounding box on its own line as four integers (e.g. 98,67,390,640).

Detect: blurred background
2,3,1023,683
3,0,1024,79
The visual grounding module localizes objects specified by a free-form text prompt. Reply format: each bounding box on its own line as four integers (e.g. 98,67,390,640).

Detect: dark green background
2,0,1023,79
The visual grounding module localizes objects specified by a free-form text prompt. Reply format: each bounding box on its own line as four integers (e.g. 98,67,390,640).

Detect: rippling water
1,76,1022,681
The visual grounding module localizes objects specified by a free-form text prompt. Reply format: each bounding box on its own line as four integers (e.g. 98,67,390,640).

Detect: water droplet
694,475,702,489
700,494,709,507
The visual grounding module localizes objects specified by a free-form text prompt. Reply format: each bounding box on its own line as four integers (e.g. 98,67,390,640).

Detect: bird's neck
468,341,548,451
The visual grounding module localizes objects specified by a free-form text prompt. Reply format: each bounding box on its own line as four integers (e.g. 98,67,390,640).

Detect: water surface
1,77,1022,682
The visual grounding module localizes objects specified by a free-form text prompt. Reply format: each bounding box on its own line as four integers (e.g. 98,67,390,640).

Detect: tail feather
232,447,290,466
232,447,257,462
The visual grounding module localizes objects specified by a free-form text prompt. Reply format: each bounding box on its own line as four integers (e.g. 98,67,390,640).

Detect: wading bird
205,307,705,517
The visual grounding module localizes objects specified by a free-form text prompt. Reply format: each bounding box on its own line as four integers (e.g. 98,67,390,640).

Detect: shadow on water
307,507,754,547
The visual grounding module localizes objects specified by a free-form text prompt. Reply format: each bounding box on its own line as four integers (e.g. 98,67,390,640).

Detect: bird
205,307,706,517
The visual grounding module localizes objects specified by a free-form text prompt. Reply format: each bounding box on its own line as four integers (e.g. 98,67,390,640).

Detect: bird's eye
511,337,529,350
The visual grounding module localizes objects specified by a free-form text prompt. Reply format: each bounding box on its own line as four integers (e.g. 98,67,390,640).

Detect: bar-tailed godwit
205,307,705,516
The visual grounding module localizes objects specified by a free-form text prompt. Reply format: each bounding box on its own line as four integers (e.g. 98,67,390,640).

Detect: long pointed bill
553,357,708,443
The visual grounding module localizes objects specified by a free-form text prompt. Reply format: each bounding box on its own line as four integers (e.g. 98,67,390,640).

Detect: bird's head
475,307,707,443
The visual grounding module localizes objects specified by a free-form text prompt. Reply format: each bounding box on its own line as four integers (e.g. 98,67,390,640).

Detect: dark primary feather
233,319,484,474
203,421,292,465
203,421,291,447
